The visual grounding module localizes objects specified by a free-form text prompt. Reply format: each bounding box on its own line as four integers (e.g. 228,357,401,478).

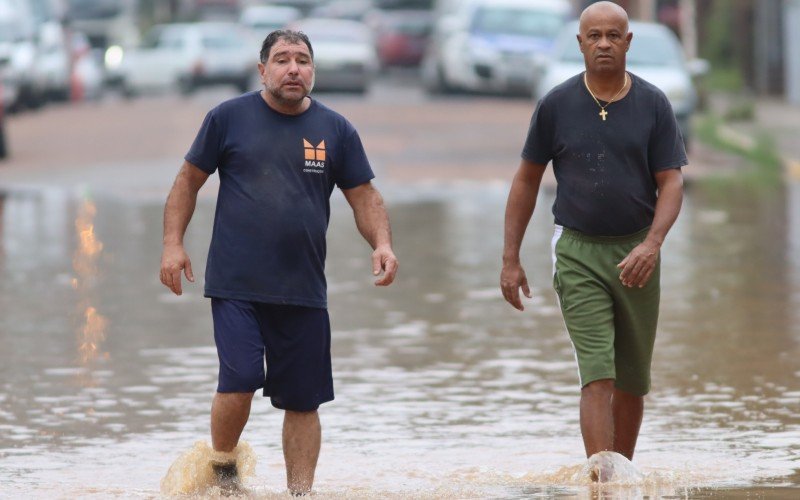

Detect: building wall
787,0,800,104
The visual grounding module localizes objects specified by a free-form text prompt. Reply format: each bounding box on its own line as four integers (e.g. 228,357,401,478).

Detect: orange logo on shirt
303,139,326,162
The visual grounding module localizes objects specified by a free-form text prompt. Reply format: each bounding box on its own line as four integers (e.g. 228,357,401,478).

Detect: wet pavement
0,79,799,498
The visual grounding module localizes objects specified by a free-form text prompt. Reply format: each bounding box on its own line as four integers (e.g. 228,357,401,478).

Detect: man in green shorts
500,2,685,469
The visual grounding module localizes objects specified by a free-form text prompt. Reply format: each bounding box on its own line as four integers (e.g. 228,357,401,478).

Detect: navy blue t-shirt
522,72,687,236
186,92,375,308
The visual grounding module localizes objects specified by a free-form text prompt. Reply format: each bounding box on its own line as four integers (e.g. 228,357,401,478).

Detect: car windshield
471,7,565,38
202,32,245,49
67,0,123,19
299,25,369,44
0,21,20,42
558,29,684,67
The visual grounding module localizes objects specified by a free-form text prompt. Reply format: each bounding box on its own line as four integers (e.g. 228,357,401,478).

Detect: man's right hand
500,261,532,311
160,244,194,295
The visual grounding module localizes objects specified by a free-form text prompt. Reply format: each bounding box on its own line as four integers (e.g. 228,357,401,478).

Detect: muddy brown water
0,179,798,498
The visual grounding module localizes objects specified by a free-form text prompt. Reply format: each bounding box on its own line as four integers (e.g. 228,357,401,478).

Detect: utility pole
679,0,697,60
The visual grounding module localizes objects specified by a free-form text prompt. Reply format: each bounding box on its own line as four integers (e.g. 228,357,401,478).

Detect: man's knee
582,378,615,396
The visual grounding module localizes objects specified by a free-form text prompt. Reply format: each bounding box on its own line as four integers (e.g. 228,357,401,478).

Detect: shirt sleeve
185,109,223,175
521,98,555,166
334,124,375,189
648,92,688,172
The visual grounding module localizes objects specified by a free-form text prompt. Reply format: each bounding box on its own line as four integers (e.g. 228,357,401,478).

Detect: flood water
0,178,799,498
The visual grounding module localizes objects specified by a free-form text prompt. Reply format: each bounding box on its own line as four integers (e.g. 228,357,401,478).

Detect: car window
159,32,186,50
298,25,369,44
67,0,122,20
471,7,565,39
201,32,244,49
140,28,163,49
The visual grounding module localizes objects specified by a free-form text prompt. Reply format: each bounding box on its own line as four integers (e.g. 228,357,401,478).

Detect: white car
422,0,571,95
289,18,378,94
239,5,302,38
117,22,257,96
535,21,708,147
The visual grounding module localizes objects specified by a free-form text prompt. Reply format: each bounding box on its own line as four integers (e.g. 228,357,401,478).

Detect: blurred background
1,0,799,498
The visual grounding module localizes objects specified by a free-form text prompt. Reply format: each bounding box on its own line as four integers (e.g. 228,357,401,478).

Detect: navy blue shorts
211,298,334,412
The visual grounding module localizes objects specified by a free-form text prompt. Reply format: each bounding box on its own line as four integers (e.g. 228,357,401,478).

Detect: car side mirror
687,58,709,78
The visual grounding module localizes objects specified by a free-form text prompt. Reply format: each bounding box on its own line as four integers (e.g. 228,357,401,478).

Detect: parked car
535,20,708,149
117,22,256,97
0,74,6,159
31,21,72,102
422,0,571,95
0,20,20,112
0,0,41,109
239,4,302,38
310,0,374,21
369,8,433,68
289,18,378,93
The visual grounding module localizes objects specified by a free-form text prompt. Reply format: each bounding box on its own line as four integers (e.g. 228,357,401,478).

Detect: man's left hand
617,242,659,288
372,245,398,286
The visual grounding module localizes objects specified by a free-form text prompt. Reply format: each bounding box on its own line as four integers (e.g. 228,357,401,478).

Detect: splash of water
160,441,257,496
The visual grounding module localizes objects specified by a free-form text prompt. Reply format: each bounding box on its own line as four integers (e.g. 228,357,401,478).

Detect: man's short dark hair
260,30,314,63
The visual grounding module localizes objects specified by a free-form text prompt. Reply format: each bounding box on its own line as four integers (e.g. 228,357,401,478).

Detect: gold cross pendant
599,109,608,121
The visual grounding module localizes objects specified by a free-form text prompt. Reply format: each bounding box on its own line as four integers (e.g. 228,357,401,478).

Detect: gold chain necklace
583,72,628,121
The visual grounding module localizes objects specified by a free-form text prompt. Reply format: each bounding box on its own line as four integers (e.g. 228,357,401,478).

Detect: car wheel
425,63,454,95
178,77,196,96
121,80,137,99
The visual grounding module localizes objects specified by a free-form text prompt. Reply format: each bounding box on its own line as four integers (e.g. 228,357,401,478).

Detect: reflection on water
0,181,798,498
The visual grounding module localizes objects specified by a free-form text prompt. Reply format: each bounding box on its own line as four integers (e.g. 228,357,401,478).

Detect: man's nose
287,59,300,74
598,36,612,49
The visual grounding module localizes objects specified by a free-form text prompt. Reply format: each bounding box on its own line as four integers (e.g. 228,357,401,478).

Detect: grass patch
704,67,744,93
695,113,783,187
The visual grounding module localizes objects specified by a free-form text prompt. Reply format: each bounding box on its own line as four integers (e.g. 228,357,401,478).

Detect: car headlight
105,46,124,70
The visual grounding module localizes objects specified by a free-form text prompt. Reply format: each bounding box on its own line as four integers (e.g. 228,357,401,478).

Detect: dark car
370,9,433,67
0,75,7,160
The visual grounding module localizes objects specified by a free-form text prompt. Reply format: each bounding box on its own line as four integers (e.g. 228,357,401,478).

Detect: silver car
535,20,707,147
289,18,378,94
117,22,256,97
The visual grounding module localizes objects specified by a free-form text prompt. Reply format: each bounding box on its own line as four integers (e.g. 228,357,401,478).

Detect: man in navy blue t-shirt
159,30,398,494
501,2,684,479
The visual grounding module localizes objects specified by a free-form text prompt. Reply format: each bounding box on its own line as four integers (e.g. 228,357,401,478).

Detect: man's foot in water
211,461,243,496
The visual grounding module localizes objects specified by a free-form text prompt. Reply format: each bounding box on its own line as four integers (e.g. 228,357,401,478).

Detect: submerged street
0,78,799,498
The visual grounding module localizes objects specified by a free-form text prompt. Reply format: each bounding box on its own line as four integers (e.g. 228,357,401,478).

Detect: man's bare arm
342,181,398,286
160,161,210,295
501,160,547,311
617,167,684,287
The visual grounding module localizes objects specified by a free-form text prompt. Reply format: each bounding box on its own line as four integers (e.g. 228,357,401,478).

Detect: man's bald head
579,1,629,34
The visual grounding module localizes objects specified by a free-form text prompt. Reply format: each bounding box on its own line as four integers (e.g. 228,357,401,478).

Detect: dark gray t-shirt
186,92,374,308
522,72,687,236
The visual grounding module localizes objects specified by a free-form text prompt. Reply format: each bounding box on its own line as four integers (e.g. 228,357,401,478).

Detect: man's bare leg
580,379,615,457
612,388,643,460
211,392,254,452
283,410,321,495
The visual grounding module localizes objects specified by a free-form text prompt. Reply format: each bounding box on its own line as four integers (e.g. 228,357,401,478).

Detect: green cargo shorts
551,225,660,396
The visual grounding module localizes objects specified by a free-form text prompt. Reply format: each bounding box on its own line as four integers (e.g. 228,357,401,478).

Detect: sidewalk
707,94,800,179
